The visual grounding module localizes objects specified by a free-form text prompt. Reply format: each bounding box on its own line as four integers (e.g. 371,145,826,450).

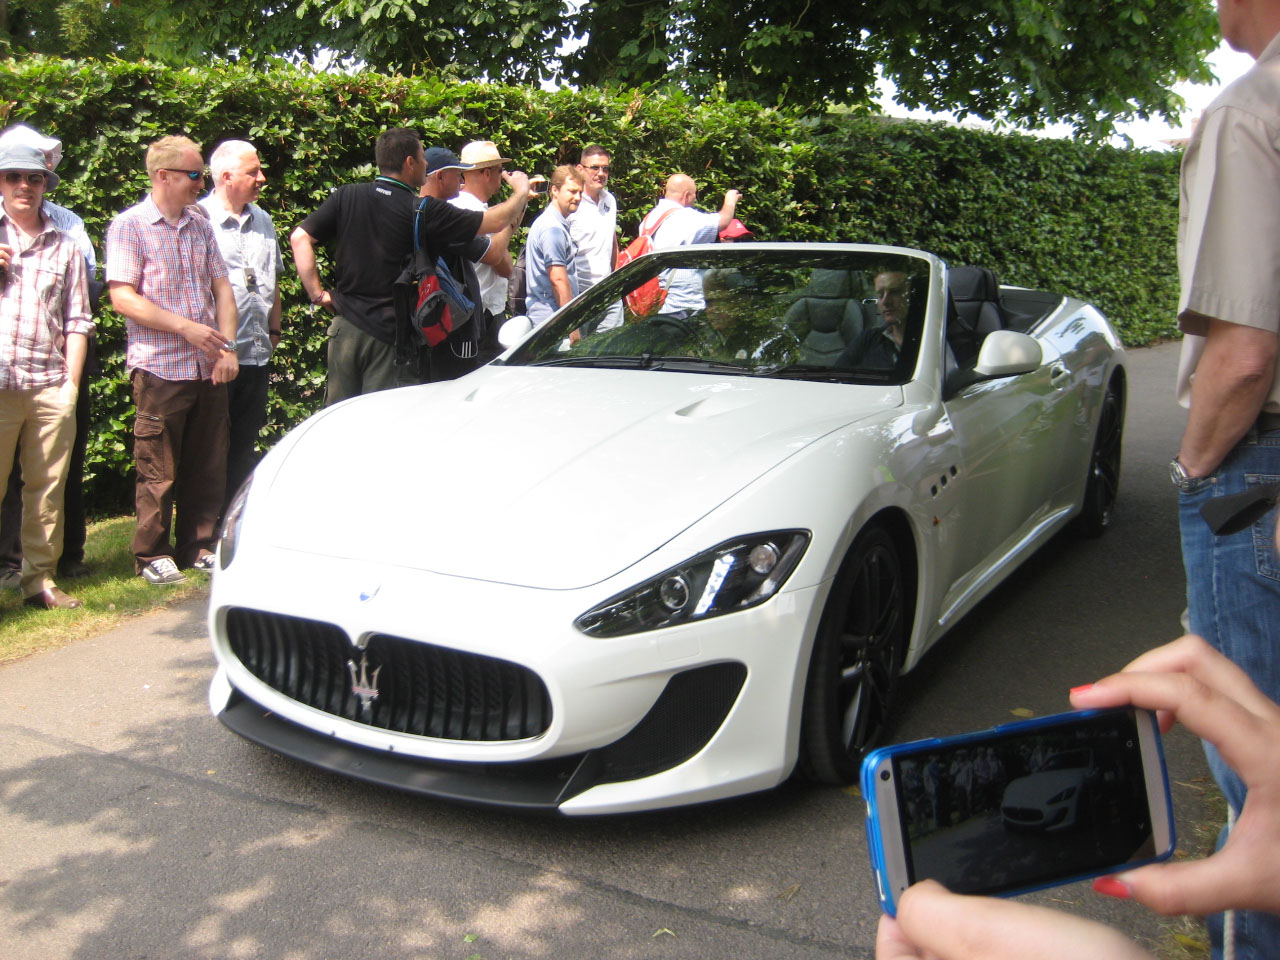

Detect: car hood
1002,769,1086,806
255,367,898,589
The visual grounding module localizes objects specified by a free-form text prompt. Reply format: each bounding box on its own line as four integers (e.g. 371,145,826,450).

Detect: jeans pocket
1247,474,1280,582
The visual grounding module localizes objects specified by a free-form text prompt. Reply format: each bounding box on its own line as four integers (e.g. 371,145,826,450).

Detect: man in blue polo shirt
524,166,584,326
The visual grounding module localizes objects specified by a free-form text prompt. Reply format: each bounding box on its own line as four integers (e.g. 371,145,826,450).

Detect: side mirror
498,315,534,349
973,330,1041,378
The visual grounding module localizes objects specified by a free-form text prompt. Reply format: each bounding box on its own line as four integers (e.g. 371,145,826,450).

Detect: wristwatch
1169,455,1199,491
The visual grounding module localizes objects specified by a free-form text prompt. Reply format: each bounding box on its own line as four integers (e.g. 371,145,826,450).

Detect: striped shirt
0,210,93,391
105,196,229,380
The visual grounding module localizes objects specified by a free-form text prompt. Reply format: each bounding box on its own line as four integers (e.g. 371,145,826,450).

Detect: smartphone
861,707,1175,915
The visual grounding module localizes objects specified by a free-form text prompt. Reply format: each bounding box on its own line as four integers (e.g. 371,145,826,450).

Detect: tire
1074,374,1125,539
799,524,907,784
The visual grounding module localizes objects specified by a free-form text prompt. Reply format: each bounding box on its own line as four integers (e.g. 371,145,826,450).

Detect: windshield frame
501,242,937,385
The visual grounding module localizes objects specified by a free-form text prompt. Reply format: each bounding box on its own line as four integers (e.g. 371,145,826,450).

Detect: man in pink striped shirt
0,142,93,609
107,135,239,585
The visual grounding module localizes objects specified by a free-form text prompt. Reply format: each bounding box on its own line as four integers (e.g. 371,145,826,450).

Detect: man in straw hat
451,140,523,361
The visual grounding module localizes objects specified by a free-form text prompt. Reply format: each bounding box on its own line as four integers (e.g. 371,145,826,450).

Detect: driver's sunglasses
162,167,207,181
3,171,47,186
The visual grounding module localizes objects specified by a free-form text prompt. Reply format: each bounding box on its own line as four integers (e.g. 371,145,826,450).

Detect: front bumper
208,549,827,814
214,657,748,813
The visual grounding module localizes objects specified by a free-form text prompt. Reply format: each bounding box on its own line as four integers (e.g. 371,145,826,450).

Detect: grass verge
0,515,209,664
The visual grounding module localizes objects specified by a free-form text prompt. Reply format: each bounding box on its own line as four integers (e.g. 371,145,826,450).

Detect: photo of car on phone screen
861,707,1175,916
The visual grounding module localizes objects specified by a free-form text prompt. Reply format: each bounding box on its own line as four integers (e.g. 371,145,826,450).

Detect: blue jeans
1179,425,1280,960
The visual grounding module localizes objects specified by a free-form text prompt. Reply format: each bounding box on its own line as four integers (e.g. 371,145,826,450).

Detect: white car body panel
208,243,1125,814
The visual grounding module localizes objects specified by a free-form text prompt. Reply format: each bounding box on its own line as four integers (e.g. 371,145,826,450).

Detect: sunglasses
3,171,47,186
584,164,611,173
1201,480,1280,536
162,168,207,181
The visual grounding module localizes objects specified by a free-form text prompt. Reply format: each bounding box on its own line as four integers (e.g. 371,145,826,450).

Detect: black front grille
224,608,552,741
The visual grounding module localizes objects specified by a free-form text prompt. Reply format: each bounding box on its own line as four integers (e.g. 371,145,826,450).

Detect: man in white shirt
637,173,741,317
569,145,621,330
451,140,520,359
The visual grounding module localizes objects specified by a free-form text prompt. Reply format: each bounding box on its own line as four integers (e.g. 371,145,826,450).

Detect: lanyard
375,176,417,195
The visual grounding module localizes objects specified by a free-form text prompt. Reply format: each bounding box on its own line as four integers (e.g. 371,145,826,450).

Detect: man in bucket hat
0,124,99,588
0,141,94,609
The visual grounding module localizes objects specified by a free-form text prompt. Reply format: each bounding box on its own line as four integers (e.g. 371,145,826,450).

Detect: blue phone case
860,707,1176,916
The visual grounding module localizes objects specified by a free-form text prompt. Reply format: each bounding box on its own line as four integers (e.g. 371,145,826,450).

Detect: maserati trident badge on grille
347,653,382,714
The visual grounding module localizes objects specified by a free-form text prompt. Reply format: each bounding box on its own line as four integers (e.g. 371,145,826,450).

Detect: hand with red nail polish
1070,635,1280,918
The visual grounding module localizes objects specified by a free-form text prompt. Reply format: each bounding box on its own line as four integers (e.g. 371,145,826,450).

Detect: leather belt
1258,411,1280,433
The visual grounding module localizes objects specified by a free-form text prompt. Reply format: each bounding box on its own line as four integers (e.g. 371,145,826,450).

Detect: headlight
575,531,810,638
1047,786,1077,805
217,476,253,570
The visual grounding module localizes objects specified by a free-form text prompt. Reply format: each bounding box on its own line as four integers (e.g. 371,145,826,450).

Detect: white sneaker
141,557,187,585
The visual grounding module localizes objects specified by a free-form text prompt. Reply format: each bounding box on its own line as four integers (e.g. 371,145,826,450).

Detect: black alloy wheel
800,523,906,784
1074,374,1125,538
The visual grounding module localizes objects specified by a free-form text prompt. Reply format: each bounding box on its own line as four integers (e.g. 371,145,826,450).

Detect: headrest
948,265,1000,303
807,269,853,299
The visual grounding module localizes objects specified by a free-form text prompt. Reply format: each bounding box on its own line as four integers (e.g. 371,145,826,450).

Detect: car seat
947,266,1007,368
786,269,866,365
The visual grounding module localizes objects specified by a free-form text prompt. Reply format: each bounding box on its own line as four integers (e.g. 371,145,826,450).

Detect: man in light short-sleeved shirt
637,173,741,316
107,135,239,585
524,166,584,325
451,140,522,360
1167,4,1280,958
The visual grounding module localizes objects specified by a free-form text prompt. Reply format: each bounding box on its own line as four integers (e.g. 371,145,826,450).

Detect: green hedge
0,58,1182,515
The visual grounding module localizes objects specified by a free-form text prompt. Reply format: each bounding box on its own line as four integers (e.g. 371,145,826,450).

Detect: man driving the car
836,269,910,369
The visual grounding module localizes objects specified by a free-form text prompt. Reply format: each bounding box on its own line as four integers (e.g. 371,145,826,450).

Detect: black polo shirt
300,176,483,344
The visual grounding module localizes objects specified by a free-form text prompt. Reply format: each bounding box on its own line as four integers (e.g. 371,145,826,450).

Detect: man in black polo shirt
290,128,529,405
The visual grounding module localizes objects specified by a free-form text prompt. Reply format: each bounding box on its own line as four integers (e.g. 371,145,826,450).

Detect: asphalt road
0,341,1213,960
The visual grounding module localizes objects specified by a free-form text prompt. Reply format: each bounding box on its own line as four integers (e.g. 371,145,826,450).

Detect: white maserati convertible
208,243,1126,815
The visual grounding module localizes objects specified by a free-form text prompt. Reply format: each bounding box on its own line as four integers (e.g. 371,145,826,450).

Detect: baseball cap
719,218,753,240
424,147,475,175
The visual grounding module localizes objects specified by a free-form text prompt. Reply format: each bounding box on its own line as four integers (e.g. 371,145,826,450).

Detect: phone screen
888,710,1159,896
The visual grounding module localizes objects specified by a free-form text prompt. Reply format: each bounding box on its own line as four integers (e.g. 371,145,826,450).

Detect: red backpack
617,207,679,317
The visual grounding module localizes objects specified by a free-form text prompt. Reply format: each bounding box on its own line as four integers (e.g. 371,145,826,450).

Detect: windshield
1043,750,1092,771
504,247,932,384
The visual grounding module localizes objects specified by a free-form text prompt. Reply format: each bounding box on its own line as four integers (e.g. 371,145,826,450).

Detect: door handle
1049,363,1070,388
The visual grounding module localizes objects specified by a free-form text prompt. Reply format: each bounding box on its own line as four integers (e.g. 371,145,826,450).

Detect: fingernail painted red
1070,684,1094,695
1092,876,1132,899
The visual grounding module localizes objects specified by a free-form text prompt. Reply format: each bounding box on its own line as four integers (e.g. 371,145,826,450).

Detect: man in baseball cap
719,218,754,242
422,146,474,200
